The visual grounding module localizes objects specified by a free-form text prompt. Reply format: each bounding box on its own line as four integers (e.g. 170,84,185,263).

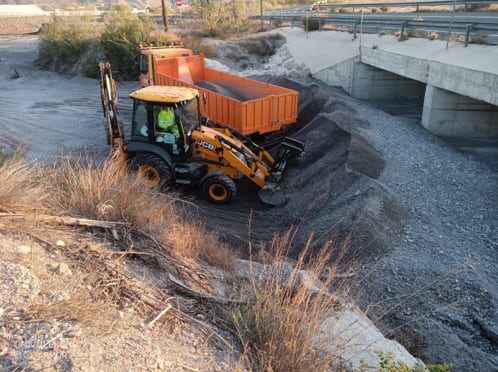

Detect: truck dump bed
153,53,299,136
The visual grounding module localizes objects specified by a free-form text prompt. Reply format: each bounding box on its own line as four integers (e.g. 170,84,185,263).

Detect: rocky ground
194,33,498,371
0,29,497,371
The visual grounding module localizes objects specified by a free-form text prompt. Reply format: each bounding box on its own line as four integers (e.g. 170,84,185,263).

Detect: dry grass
0,151,237,271
170,220,237,269
182,32,218,58
0,151,48,214
231,229,356,371
42,155,236,267
0,152,362,370
0,152,239,347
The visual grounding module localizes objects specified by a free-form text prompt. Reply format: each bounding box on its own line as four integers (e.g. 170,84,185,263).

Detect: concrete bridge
281,27,498,137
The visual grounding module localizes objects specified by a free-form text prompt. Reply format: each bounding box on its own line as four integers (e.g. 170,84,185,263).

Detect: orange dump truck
139,47,299,137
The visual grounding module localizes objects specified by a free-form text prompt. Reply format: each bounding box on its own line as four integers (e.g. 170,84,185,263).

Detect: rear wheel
130,153,173,189
201,175,236,204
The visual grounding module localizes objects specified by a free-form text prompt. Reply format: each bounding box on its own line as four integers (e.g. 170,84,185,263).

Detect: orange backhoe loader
99,62,303,206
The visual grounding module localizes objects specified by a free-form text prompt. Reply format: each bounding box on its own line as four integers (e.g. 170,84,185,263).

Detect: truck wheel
201,175,236,204
130,153,173,189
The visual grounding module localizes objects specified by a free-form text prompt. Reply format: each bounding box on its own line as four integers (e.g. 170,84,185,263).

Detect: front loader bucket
258,184,288,207
258,137,304,207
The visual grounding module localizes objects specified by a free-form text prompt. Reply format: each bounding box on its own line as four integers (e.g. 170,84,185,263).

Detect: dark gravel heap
191,75,498,371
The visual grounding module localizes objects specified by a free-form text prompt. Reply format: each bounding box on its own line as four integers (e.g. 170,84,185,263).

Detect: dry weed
182,33,218,58
45,155,175,227
45,155,238,267
0,152,48,213
231,228,357,371
168,220,237,270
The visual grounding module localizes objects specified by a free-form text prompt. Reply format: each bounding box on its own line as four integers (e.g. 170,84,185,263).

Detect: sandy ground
0,29,497,371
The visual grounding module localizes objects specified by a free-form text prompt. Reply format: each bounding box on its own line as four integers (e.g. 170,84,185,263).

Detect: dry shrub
0,152,47,213
231,229,355,371
46,155,176,228
46,155,237,266
428,32,439,41
181,33,218,58
169,220,237,270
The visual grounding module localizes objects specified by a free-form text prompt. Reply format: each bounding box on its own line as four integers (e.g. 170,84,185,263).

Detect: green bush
98,5,158,80
37,16,94,75
191,0,252,36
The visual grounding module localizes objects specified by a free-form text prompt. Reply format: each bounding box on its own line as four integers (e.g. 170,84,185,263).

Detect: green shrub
98,5,158,80
359,350,453,371
37,16,94,75
191,0,251,36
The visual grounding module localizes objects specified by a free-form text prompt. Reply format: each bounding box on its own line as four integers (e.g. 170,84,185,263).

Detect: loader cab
129,86,201,156
139,47,194,87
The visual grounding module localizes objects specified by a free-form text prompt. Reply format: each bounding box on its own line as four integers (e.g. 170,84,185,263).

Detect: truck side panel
153,54,298,136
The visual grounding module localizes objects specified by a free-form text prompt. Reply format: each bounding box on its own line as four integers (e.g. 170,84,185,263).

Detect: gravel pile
191,72,498,369
213,31,498,371
351,92,498,371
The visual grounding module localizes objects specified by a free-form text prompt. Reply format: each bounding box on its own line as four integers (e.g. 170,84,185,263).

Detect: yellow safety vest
158,108,178,135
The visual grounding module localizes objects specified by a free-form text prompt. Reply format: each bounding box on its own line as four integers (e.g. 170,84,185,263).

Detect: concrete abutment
312,47,498,138
422,85,498,137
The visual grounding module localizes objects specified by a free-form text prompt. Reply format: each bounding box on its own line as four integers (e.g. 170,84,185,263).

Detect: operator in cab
157,105,180,153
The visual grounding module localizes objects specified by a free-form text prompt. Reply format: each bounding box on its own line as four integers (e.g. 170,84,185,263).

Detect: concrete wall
350,62,425,101
360,47,429,83
428,62,498,107
313,56,358,94
314,57,425,101
313,47,498,138
422,85,498,137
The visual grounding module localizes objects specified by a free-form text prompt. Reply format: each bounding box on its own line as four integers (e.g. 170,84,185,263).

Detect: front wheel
129,153,173,189
201,175,236,204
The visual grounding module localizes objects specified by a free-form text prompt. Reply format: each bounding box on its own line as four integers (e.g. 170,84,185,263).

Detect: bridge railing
261,9,498,46
308,0,497,12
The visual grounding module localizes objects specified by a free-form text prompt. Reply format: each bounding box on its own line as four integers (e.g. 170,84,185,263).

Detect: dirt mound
276,78,405,259
190,76,406,261
281,114,405,259
195,80,245,101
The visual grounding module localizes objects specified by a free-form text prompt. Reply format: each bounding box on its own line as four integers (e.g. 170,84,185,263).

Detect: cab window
140,54,149,75
131,100,149,137
177,98,199,135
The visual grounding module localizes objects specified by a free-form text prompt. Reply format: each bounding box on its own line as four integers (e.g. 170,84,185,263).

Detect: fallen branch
148,304,173,328
168,274,247,305
0,212,128,229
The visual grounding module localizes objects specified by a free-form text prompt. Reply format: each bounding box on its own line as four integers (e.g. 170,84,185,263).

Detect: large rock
319,304,425,371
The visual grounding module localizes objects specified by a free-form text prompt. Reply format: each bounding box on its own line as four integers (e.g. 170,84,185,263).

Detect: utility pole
260,0,263,31
161,0,169,32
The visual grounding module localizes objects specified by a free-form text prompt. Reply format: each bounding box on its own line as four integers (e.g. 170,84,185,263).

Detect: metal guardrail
262,11,498,46
310,0,497,12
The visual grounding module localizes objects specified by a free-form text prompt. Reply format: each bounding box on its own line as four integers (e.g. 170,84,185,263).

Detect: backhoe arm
99,62,125,160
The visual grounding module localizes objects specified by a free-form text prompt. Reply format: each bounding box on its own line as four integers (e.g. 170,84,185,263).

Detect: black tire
201,175,236,204
129,153,173,189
